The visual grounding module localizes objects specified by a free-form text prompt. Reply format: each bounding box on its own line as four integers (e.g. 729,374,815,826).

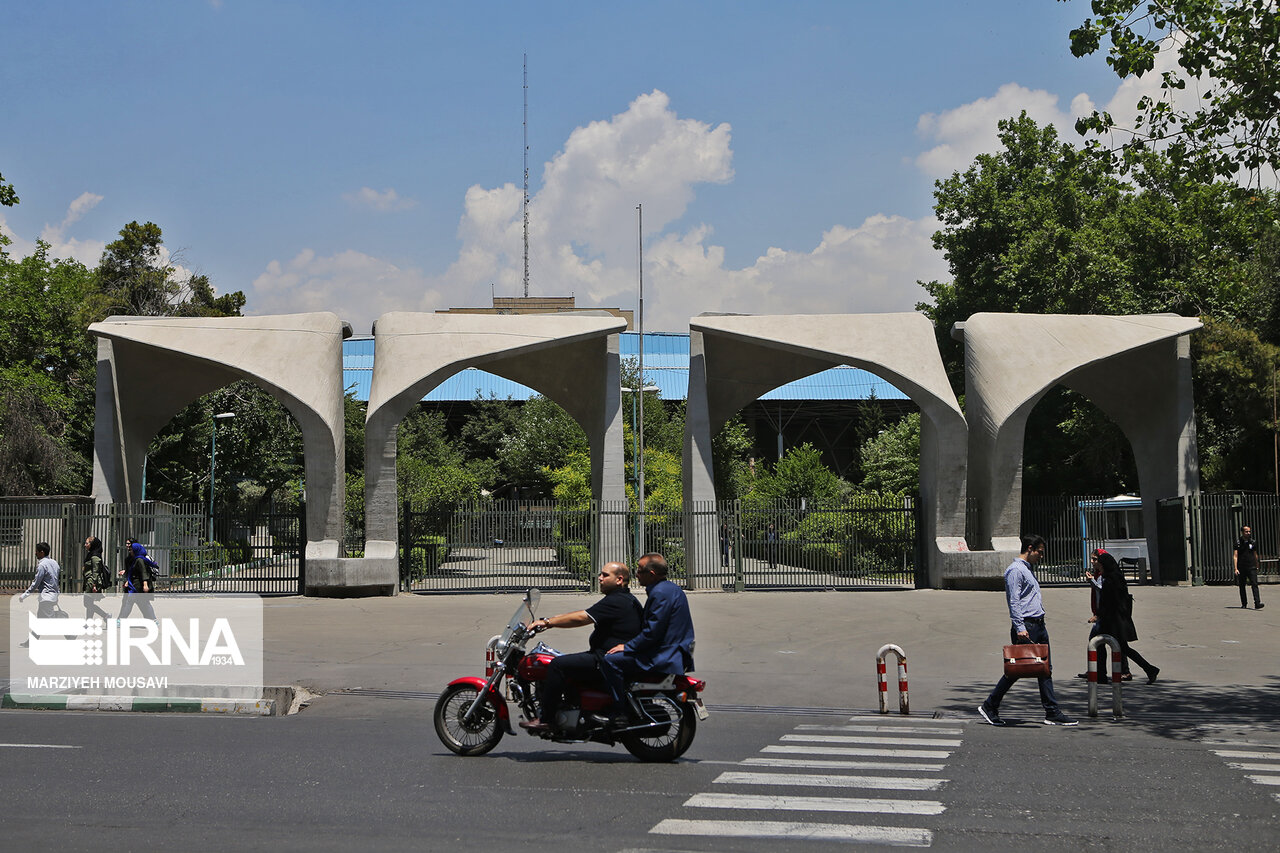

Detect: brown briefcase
1003,643,1051,678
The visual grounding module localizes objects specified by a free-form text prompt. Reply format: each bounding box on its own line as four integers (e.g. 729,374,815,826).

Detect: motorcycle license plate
693,698,710,721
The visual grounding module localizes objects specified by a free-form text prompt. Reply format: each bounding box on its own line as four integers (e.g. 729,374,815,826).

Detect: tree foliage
1067,0,1280,184
0,171,17,207
859,414,921,495
97,221,245,317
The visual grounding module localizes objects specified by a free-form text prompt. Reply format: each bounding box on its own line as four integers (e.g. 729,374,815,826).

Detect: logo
9,594,263,700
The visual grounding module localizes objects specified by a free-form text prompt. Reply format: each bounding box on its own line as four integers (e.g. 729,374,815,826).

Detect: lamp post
209,412,236,543
623,383,659,558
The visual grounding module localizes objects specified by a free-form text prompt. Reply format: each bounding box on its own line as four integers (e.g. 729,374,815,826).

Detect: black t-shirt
1236,537,1259,571
585,589,643,651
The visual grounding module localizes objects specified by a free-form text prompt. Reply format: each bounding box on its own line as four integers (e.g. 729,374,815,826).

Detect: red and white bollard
876,644,909,715
1087,633,1124,719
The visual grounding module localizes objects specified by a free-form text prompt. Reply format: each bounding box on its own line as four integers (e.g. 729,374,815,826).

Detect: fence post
1086,633,1124,719
591,500,601,594
733,500,743,593
875,644,909,715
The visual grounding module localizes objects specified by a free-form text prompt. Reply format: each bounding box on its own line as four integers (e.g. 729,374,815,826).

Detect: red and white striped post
1087,633,1124,719
876,643,909,715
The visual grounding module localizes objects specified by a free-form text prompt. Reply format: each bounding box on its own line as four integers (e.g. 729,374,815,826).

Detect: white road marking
784,734,963,747
650,819,933,847
798,724,965,736
1245,775,1280,786
764,744,952,759
714,771,946,791
1227,762,1280,772
684,792,945,816
0,743,82,749
742,757,946,772
1214,750,1280,760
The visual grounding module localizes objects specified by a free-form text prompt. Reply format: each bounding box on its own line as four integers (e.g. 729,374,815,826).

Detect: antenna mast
522,54,530,298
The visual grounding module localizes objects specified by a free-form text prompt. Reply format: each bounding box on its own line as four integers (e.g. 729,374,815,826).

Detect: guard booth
1078,495,1150,582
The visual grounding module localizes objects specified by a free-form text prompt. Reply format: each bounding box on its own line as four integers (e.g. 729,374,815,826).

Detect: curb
1,685,300,716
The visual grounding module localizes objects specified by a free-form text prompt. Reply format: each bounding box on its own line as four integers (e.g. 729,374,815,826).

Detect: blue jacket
623,578,695,675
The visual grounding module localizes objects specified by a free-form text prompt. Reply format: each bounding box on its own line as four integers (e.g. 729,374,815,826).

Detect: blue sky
2,1,1148,333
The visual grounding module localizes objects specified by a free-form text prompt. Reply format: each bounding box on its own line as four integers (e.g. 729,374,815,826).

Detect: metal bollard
876,644,909,715
1087,634,1124,719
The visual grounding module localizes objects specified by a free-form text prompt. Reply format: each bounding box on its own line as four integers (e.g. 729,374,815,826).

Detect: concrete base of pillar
935,549,1019,590
304,557,398,597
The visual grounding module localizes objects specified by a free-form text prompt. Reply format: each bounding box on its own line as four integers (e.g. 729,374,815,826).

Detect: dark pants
984,618,1060,714
1237,566,1263,607
83,593,111,623
601,652,649,707
539,651,602,723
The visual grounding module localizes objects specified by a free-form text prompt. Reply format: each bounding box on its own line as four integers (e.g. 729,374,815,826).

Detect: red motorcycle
433,589,708,762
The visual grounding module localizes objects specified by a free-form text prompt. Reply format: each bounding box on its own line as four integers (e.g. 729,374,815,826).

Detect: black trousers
1237,566,1263,607
540,651,603,723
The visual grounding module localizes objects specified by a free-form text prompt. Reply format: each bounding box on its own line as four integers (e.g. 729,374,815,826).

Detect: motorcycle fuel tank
517,651,556,680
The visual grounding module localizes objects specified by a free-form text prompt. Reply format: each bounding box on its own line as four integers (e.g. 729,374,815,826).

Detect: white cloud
0,192,107,267
255,89,945,332
251,248,442,334
914,83,1094,178
342,186,418,212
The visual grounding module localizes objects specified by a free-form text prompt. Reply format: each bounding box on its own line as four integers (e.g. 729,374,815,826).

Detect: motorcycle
433,588,708,762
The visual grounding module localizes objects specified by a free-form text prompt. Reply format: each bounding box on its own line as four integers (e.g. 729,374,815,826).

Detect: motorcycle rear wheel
622,694,696,762
434,684,504,756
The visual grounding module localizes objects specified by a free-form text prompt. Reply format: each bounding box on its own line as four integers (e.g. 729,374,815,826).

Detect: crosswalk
649,715,964,848
1201,727,1280,804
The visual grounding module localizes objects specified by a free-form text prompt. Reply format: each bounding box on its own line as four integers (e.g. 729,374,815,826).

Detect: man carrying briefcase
978,534,1078,727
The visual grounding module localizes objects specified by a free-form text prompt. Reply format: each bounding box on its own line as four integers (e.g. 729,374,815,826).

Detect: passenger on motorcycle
519,561,642,733
602,552,695,724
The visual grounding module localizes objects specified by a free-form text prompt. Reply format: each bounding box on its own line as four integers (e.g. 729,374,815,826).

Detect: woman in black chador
1093,549,1159,684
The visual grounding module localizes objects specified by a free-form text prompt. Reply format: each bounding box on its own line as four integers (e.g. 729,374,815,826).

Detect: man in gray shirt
19,542,61,618
978,534,1077,727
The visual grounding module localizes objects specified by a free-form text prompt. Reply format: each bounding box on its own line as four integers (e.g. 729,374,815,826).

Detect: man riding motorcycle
519,561,642,733
603,552,695,724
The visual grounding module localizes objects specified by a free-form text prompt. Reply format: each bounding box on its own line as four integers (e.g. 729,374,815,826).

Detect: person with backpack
82,535,113,624
118,538,158,622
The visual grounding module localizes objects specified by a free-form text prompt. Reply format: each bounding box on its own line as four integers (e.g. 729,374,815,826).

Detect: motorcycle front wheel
622,694,696,762
434,684,504,756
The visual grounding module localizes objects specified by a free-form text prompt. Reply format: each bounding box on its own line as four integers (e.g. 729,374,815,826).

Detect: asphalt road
2,692,1277,852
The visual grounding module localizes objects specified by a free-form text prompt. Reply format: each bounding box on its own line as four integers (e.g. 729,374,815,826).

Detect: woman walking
1093,549,1159,684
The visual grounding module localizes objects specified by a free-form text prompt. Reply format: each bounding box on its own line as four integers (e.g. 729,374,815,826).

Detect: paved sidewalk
3,585,1276,718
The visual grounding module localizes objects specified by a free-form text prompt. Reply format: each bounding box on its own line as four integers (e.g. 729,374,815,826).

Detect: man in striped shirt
978,534,1078,727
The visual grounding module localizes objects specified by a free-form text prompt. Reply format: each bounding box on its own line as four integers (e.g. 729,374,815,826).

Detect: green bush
402,535,448,581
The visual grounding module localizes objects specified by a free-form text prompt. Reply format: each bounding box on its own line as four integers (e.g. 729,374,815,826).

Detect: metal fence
399,497,922,593
0,499,303,595
1183,493,1280,584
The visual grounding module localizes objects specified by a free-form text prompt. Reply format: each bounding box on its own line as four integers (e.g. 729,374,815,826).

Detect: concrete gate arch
958,313,1201,582
89,313,350,562
683,313,968,587
360,312,629,585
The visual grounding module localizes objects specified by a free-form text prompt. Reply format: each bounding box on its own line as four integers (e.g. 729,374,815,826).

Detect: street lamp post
623,384,659,558
209,412,236,543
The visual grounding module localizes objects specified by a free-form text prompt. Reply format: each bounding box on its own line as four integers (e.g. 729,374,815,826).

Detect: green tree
97,221,245,317
0,170,17,207
1067,0,1280,184
859,413,921,495
0,238,99,495
744,443,850,509
500,396,588,496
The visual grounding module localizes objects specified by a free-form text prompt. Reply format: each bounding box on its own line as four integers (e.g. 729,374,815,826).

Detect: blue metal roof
342,332,908,403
